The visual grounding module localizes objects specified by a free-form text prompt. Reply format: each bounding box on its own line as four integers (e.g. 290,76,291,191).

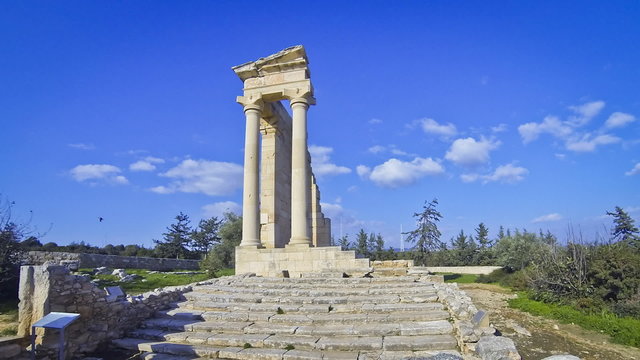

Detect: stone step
155,308,204,320
236,276,423,284
115,334,459,357
193,285,437,297
174,300,444,314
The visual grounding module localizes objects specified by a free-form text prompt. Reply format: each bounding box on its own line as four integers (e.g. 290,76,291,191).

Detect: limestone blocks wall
433,282,522,359
235,246,371,278
25,251,200,271
18,265,191,359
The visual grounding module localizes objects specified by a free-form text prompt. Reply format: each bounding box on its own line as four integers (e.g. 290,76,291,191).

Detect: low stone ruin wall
17,265,193,359
25,251,200,271
415,266,503,275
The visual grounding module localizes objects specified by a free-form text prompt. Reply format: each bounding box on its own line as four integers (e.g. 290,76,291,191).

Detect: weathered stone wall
412,266,502,275
18,265,192,359
24,251,200,270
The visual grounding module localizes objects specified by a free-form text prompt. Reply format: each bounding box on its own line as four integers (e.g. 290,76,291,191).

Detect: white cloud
555,153,566,160
152,159,243,196
491,124,508,133
369,118,383,125
365,157,444,188
445,137,500,166
356,165,371,178
309,145,351,177
367,145,415,157
565,134,621,152
129,156,165,172
518,116,573,143
605,112,635,129
68,143,96,150
130,161,156,171
567,100,605,127
70,164,128,185
626,163,640,176
532,213,563,223
463,163,529,184
202,201,241,218
420,118,457,138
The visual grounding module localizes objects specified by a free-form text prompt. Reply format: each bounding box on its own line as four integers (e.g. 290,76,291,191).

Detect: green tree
191,216,223,257
476,223,491,248
154,212,193,259
0,198,27,300
201,212,242,276
405,198,443,265
452,230,477,265
607,206,640,247
355,229,370,258
337,235,351,250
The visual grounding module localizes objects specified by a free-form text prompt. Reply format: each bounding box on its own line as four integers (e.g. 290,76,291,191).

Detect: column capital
236,95,264,112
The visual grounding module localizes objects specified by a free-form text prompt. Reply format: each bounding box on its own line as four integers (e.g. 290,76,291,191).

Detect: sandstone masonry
24,251,200,271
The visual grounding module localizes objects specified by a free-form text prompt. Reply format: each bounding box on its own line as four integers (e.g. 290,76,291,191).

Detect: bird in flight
99,217,104,222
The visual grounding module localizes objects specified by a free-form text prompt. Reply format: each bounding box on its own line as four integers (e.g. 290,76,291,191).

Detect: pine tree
356,229,370,258
337,235,351,250
607,206,640,247
405,198,443,265
191,216,223,257
475,223,491,248
154,212,193,259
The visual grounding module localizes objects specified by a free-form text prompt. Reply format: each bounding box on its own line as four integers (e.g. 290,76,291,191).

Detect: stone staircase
113,276,462,359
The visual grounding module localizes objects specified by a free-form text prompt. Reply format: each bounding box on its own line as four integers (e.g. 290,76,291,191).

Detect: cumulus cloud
518,116,573,143
202,201,241,218
151,159,243,196
626,163,640,176
419,118,457,138
462,163,529,184
367,145,415,157
605,112,635,129
361,157,444,188
356,165,371,178
532,213,563,223
70,164,128,185
309,145,351,177
445,137,500,166
491,124,508,133
68,143,96,150
129,156,165,172
369,118,383,125
567,100,605,127
565,134,621,152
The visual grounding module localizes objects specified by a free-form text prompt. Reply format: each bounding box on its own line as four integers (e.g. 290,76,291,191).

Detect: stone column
289,97,312,246
240,102,263,247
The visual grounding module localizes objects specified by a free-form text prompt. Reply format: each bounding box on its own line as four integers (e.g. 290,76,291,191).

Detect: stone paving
112,275,469,359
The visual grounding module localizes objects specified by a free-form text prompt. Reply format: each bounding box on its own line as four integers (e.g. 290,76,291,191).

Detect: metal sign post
31,312,80,360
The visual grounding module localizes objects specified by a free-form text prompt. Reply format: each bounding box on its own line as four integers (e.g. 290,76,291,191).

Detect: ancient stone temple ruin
233,46,369,277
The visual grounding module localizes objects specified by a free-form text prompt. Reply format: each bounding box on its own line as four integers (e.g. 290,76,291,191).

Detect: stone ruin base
235,246,371,278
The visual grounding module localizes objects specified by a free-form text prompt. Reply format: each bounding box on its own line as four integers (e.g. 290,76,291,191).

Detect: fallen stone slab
475,336,521,360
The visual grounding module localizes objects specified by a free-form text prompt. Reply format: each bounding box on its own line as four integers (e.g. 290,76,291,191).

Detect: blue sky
1,1,639,249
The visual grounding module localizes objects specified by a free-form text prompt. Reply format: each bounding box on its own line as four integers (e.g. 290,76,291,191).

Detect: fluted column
289,97,312,246
240,102,263,247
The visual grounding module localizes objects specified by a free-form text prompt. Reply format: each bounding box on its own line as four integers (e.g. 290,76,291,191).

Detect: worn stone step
293,319,452,336
141,318,203,331
201,285,437,296
155,308,204,320
175,300,444,314
183,292,263,303
382,334,458,351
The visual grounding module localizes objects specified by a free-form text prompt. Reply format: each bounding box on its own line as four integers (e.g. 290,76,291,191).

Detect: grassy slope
80,268,233,295
0,299,18,336
509,293,640,347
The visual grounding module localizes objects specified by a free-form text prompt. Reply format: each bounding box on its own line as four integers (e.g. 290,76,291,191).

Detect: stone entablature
233,45,331,250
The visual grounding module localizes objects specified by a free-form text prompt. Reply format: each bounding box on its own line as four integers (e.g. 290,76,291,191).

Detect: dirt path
459,283,640,360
